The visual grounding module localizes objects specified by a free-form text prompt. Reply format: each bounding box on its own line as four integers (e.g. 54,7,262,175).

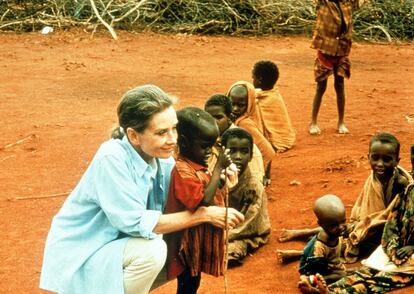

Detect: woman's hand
196,206,244,229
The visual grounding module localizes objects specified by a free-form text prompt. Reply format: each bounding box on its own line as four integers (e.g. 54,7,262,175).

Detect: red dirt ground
0,30,413,293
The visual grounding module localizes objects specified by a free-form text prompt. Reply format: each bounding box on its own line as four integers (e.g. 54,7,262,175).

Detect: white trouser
123,237,168,294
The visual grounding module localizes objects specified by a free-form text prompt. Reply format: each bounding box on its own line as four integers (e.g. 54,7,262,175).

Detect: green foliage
0,0,413,42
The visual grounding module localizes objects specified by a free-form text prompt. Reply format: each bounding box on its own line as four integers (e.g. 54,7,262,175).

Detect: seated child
277,132,413,264
252,60,296,152
299,194,347,285
227,81,275,185
163,107,238,293
204,93,265,184
220,127,271,265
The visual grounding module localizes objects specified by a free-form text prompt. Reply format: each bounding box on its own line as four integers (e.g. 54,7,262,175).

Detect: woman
39,85,243,294
298,183,414,293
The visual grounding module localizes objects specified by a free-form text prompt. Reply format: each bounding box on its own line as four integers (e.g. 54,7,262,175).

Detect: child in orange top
164,107,238,294
227,81,275,185
253,60,296,152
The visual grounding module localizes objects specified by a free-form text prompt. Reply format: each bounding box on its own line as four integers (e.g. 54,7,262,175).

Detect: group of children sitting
162,59,294,293
161,58,414,293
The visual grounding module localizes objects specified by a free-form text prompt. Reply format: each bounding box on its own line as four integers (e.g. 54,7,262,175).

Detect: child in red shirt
164,107,237,293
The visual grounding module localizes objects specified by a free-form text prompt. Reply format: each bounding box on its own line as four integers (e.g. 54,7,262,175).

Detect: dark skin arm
201,150,232,206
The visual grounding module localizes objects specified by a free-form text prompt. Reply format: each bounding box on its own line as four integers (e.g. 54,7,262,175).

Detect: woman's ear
126,127,140,146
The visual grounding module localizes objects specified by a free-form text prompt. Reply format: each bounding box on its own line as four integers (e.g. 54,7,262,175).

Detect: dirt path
0,30,413,293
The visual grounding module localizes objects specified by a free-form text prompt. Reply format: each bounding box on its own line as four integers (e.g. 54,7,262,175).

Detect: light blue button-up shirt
40,135,174,293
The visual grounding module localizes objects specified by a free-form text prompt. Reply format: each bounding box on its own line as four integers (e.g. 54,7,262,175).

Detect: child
163,107,237,294
299,194,347,285
309,0,368,135
227,81,275,185
252,60,296,152
204,93,265,184
221,127,271,265
277,132,413,263
411,144,414,178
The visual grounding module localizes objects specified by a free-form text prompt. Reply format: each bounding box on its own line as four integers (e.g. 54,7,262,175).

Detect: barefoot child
252,60,296,151
204,93,265,183
309,0,369,135
299,194,347,285
163,107,238,293
221,127,271,265
278,132,413,263
227,81,275,185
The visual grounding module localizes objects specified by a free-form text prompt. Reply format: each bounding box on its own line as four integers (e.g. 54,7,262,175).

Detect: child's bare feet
276,249,302,263
309,124,321,135
337,123,349,134
314,274,329,294
297,275,320,293
278,229,294,242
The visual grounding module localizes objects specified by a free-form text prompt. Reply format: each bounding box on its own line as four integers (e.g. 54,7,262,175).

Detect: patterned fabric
227,167,271,263
255,87,296,151
311,0,362,56
299,235,345,276
164,155,225,279
327,184,414,293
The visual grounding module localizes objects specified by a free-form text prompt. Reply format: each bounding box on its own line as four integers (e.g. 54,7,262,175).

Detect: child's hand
221,163,238,189
216,149,232,170
397,246,414,259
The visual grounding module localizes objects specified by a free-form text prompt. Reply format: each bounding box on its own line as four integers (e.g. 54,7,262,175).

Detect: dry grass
1,0,413,42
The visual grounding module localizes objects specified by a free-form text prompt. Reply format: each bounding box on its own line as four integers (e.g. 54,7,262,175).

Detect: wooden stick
10,191,70,201
223,184,229,294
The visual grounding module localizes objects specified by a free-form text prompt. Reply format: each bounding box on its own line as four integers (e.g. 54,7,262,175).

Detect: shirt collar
121,135,156,178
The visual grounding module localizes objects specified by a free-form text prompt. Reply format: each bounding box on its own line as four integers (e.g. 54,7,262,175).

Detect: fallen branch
10,191,71,201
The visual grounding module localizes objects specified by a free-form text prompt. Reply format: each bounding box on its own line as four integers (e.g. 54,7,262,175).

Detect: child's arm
201,150,232,206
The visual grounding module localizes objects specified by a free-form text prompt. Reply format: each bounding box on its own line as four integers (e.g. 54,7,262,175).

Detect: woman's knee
124,237,167,272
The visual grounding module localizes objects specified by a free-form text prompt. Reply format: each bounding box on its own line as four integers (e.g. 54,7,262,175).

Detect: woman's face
129,106,178,162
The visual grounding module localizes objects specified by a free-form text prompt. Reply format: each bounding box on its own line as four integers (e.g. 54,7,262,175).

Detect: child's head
221,127,253,176
313,194,346,238
176,107,219,166
228,84,248,120
252,60,279,90
368,132,400,183
204,94,233,135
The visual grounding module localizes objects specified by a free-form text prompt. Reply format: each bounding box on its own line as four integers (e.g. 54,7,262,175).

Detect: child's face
229,86,248,120
319,213,347,238
183,123,219,166
205,105,231,135
368,141,399,183
225,137,252,176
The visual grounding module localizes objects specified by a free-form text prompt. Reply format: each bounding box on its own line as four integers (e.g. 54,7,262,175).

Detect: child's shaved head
313,194,345,224
229,84,248,98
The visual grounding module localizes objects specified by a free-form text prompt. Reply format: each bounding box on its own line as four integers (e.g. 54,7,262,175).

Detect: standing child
253,60,296,151
221,127,271,265
309,0,368,135
299,194,347,285
204,93,265,184
163,107,238,294
227,81,275,185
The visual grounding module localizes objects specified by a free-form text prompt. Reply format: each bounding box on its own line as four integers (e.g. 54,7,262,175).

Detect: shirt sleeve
93,154,160,239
